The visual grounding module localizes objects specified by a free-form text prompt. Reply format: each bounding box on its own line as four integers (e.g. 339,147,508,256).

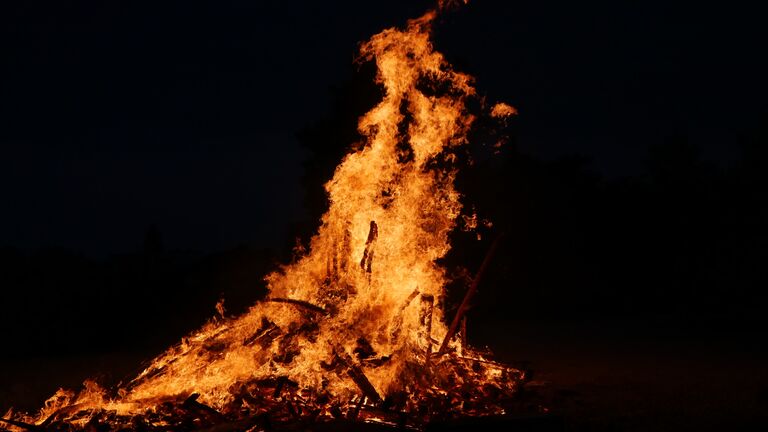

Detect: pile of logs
0,233,541,432
1,353,529,432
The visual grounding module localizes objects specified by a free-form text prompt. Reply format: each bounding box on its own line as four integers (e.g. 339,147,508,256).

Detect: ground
2,318,767,431
480,319,768,431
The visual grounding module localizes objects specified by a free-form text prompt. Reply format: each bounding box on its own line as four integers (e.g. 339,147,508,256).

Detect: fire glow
3,3,524,431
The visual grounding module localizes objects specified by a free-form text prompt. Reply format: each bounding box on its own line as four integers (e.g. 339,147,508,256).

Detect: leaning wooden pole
438,232,504,355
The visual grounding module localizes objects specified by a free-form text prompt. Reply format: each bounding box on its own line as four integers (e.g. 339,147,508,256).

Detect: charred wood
438,233,504,355
389,287,420,341
0,417,44,432
345,366,382,404
243,318,281,348
265,298,327,314
182,393,227,422
340,223,352,274
359,221,378,273
419,294,434,362
334,353,382,404
353,338,376,360
361,355,391,367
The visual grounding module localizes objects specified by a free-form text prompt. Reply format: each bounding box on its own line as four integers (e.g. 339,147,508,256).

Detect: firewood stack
1,298,531,432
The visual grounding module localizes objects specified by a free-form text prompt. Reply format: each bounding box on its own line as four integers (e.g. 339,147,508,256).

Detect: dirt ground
479,319,768,431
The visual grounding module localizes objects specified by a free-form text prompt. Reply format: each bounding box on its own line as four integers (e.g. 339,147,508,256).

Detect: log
340,222,352,273
332,238,339,281
346,365,382,404
243,318,281,347
438,233,504,355
359,221,378,273
389,287,420,340
403,288,420,306
460,316,467,348
182,393,227,422
266,298,326,314
271,376,298,398
0,417,43,432
336,353,382,404
419,294,435,362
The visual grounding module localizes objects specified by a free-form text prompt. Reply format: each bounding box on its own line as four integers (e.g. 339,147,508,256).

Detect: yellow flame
121,8,475,408
13,5,520,426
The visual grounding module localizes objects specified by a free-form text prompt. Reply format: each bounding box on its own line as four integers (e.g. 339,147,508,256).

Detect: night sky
3,0,765,255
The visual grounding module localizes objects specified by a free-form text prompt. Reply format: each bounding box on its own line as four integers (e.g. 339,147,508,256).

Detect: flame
490,102,517,118
7,4,522,429
123,7,472,407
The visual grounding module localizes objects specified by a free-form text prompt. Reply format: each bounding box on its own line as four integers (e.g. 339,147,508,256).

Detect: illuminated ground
3,318,765,431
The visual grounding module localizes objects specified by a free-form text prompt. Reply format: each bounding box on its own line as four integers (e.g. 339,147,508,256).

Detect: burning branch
419,294,435,362
438,233,504,355
389,287,420,341
266,298,327,314
0,417,42,432
242,317,281,347
359,220,378,274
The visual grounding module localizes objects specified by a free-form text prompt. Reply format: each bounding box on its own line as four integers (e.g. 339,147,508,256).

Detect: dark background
2,1,767,430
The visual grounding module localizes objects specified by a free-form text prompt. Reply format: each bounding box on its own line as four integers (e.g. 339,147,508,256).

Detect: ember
2,3,530,431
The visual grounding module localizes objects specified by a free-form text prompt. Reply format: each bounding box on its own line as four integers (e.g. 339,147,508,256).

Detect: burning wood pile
2,3,532,432
2,297,526,432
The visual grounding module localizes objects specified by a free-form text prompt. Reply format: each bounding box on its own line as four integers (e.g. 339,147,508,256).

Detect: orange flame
10,4,521,428
123,7,474,409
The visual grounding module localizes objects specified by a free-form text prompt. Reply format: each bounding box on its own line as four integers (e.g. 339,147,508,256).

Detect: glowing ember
3,3,525,431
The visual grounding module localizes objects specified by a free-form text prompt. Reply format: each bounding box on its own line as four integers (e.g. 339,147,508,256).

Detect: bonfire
2,3,529,431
